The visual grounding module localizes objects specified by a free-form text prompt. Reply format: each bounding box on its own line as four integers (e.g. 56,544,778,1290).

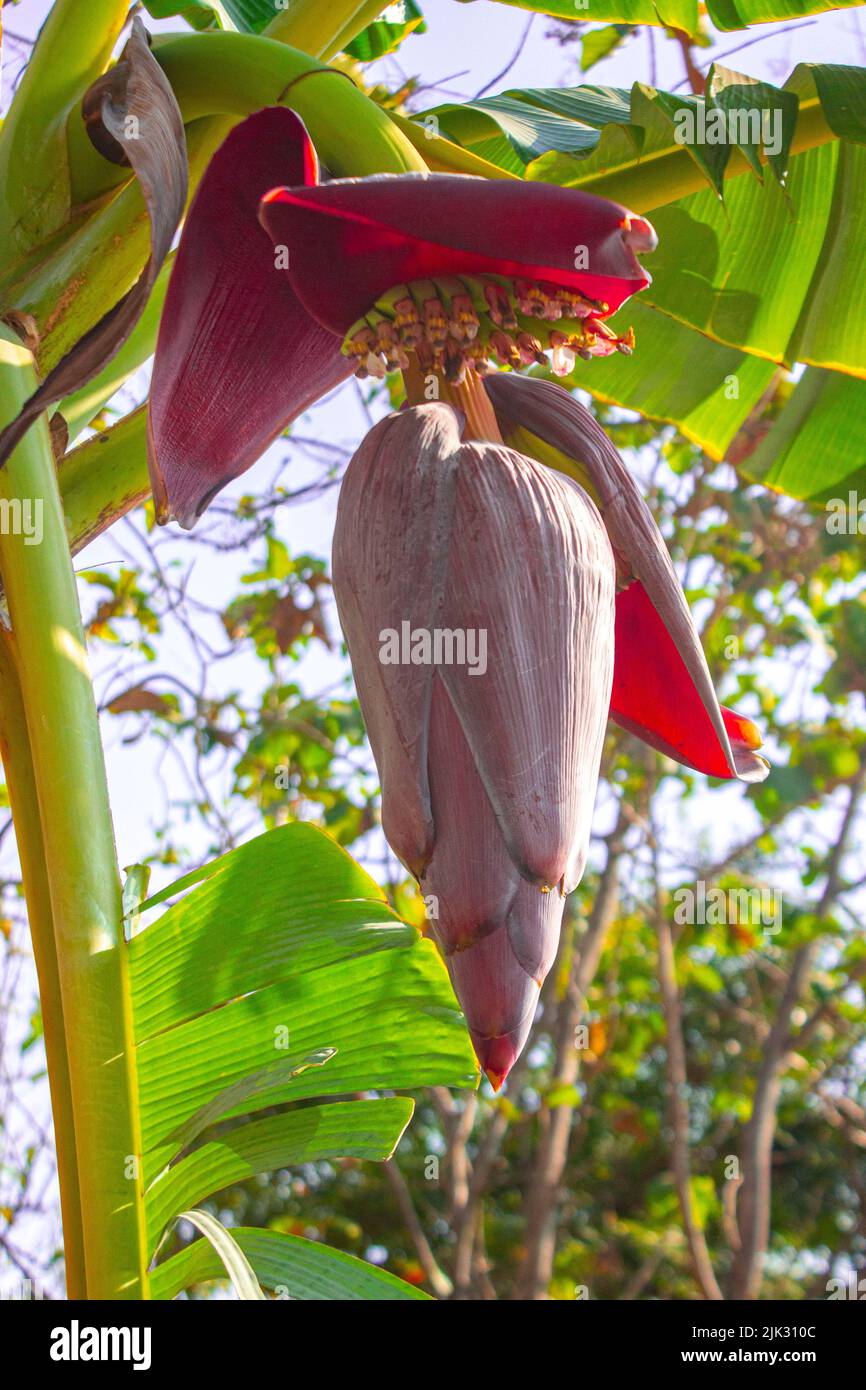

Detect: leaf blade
151,1227,431,1300
145,1098,413,1254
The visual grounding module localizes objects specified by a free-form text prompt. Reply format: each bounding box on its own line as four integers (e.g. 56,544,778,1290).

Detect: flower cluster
342,274,635,384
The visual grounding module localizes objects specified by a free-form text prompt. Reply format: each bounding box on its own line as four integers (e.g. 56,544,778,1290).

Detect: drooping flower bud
332,403,616,1086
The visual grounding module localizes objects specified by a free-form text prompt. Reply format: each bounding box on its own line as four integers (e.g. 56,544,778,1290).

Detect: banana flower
148,108,768,1087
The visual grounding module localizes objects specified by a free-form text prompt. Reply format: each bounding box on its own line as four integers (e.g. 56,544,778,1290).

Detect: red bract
333,404,615,1087
259,171,654,336
612,582,766,779
148,108,350,529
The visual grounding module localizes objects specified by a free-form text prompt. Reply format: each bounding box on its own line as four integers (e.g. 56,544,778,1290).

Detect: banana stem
4,118,228,379
65,0,380,208
264,0,379,59
151,32,427,176
321,3,392,64
0,634,86,1299
58,263,172,441
402,360,504,444
0,327,147,1299
60,406,150,554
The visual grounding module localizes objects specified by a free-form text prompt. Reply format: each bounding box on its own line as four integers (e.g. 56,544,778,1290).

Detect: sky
1,0,864,1292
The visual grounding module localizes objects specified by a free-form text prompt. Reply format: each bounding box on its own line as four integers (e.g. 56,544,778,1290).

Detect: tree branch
383,1157,453,1299
728,766,865,1299
653,843,724,1301
512,812,627,1299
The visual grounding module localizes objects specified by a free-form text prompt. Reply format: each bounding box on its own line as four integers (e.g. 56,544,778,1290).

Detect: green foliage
127,821,476,1296
141,0,265,31
345,2,426,60
417,64,866,497
152,1226,431,1299
744,369,866,501
581,25,634,72
483,0,866,36
143,0,427,57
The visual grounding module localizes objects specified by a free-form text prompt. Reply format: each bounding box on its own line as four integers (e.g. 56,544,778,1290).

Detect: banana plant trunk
0,327,147,1299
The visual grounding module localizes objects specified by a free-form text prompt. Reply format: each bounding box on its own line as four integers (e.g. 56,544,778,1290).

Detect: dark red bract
260,174,654,335
147,108,349,529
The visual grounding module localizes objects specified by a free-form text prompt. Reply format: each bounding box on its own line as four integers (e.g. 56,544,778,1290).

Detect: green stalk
1,174,149,375
0,0,130,257
0,205,99,307
264,0,380,59
59,264,172,441
320,2,393,63
151,32,427,175
0,327,147,1299
0,635,86,1299
66,0,375,209
60,406,150,554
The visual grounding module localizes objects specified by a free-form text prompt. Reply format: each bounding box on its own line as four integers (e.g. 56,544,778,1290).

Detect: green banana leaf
145,1099,414,1250
581,25,635,73
142,0,427,57
125,820,476,1297
141,0,254,29
481,0,866,37
151,1226,431,1299
345,2,427,60
640,139,865,378
742,368,866,500
168,1211,268,1299
420,64,862,199
416,63,866,495
546,300,778,461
